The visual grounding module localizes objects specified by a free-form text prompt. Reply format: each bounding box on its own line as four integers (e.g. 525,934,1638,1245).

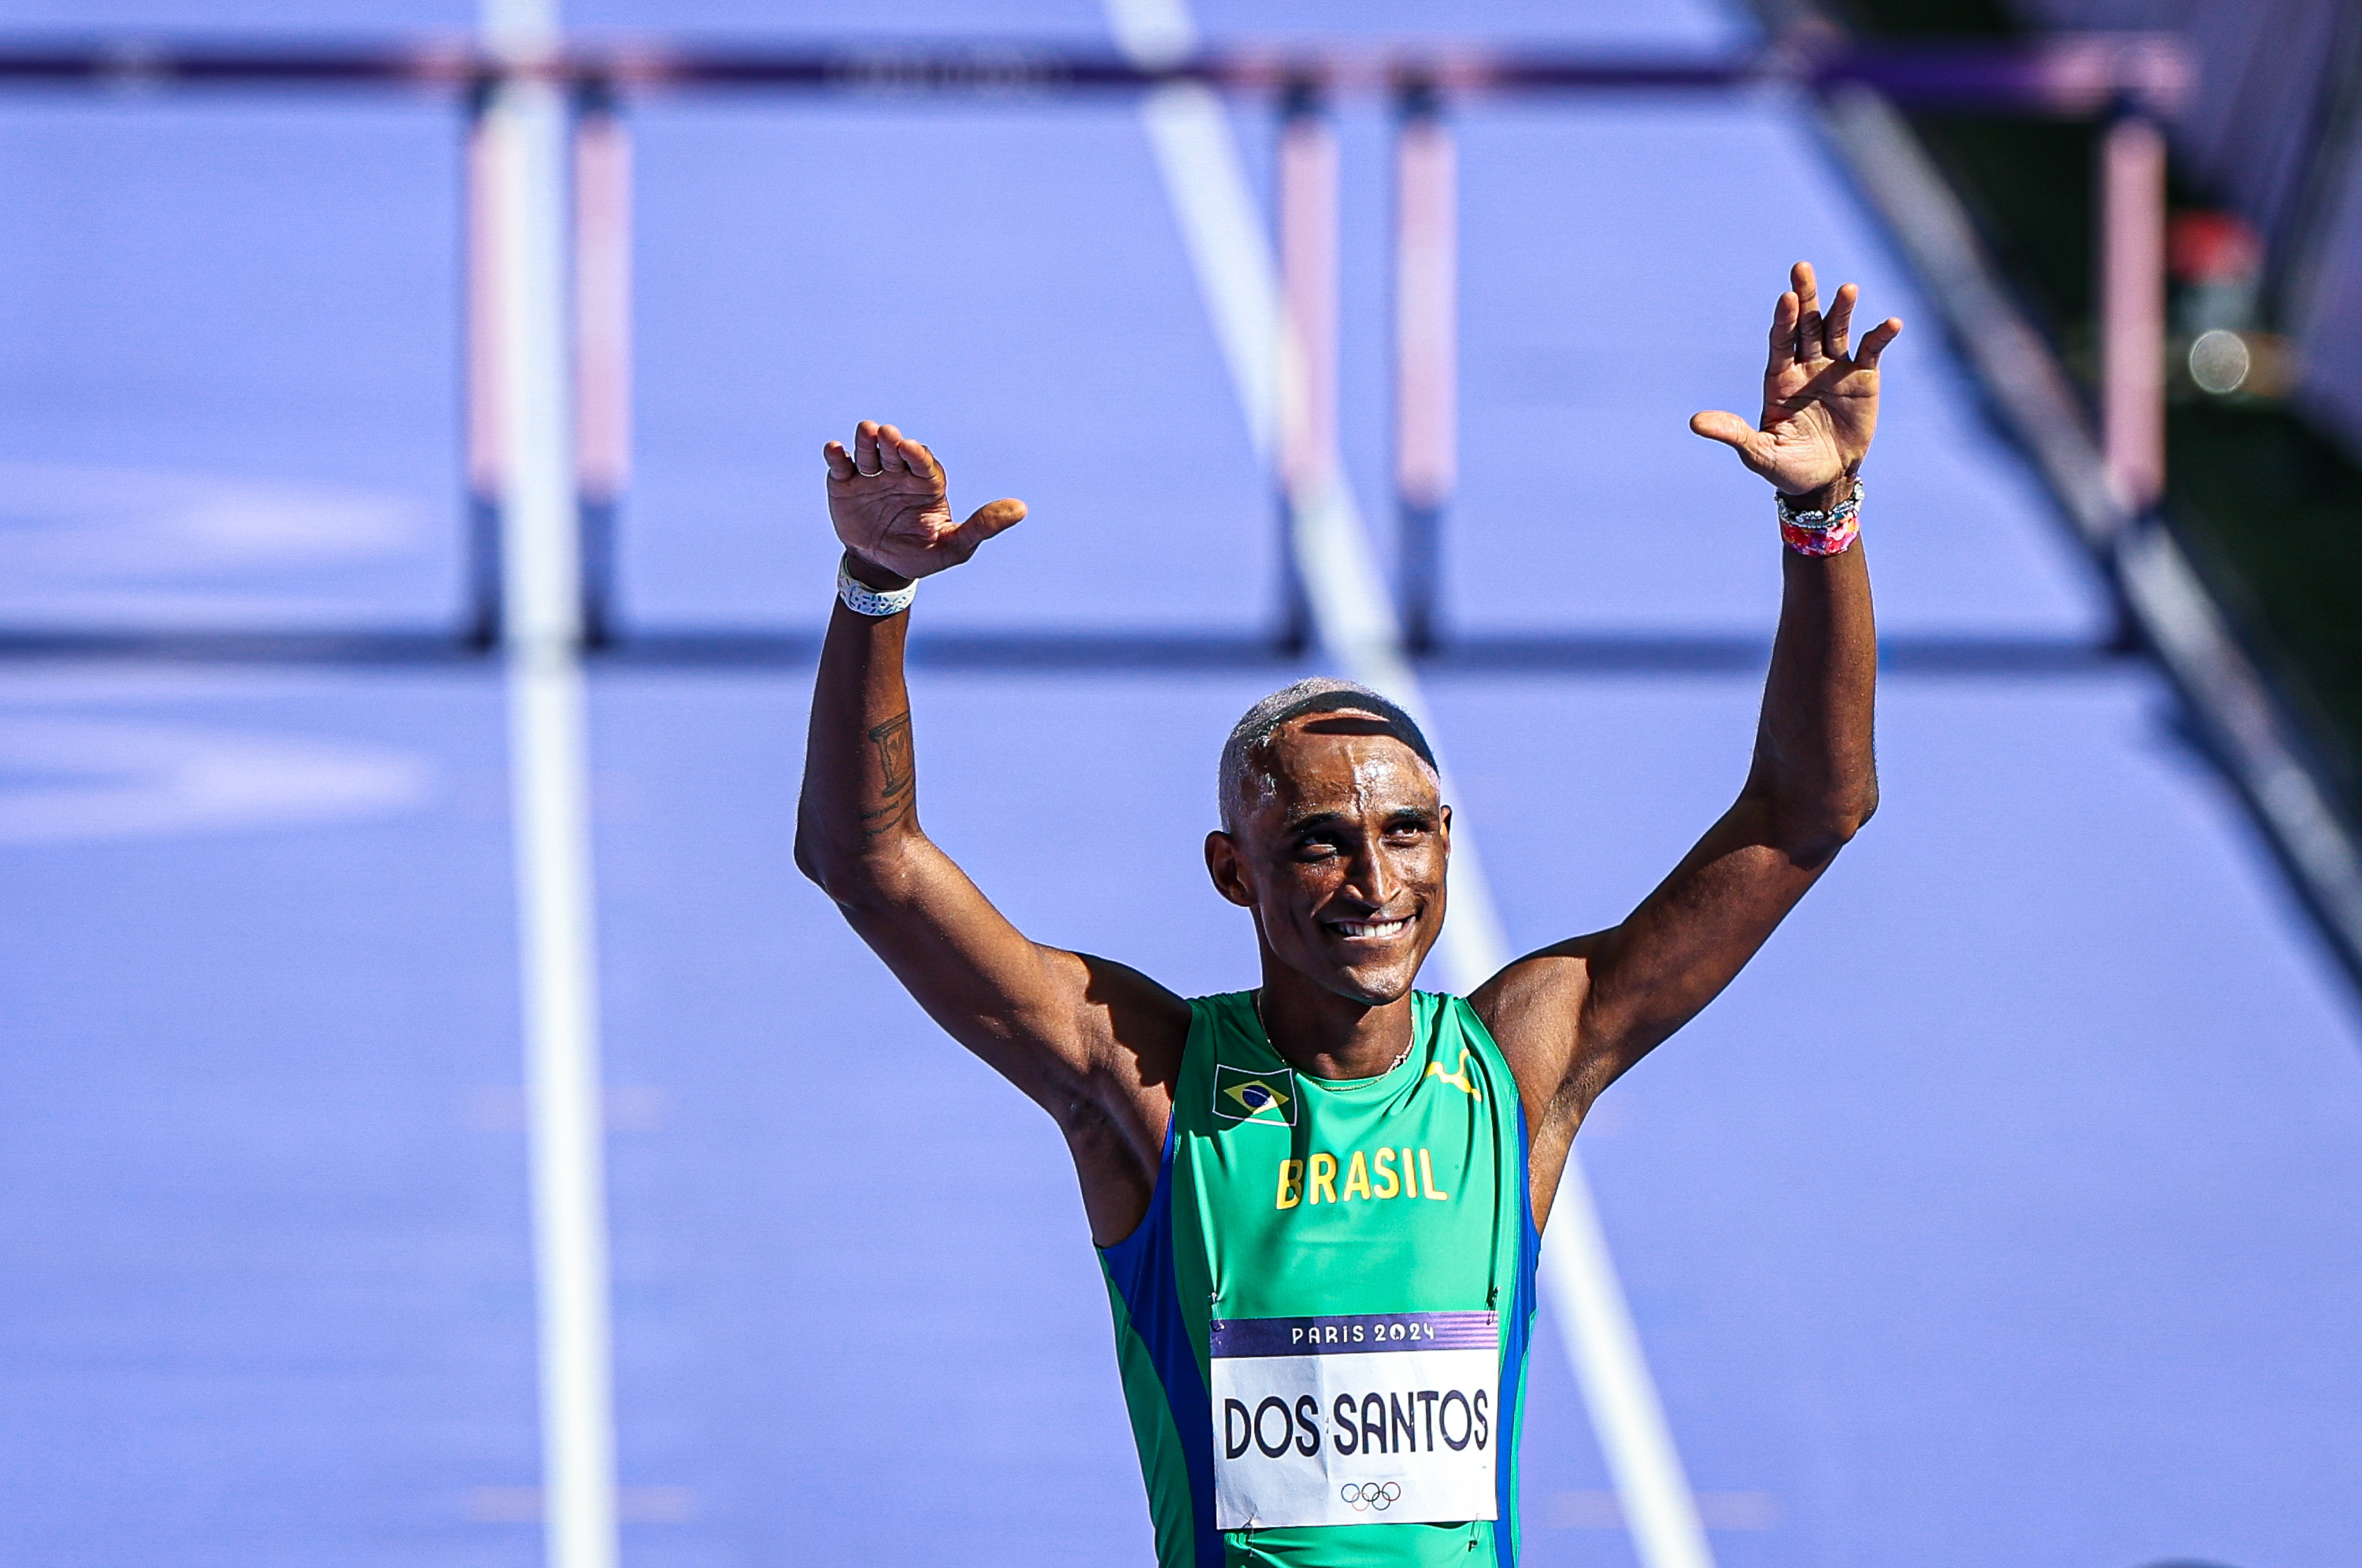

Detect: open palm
824,420,1026,582
1691,261,1901,501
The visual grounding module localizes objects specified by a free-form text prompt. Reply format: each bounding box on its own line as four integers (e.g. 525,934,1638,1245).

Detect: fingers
957,497,1027,546
1823,281,1859,361
1767,290,1800,372
823,439,856,481
1689,409,1757,451
1791,261,1823,361
865,425,947,490
844,422,947,482
896,432,943,486
1856,316,1904,368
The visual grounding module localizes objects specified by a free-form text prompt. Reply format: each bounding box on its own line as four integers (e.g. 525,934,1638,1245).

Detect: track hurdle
0,32,2190,656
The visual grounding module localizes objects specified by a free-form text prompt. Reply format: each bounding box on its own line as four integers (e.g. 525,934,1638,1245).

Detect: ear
1205,830,1257,909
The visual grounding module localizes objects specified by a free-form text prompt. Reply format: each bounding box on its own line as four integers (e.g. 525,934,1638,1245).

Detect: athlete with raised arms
797,262,1897,1566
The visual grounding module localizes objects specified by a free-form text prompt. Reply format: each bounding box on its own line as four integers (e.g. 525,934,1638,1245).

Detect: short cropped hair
1216,677,1439,833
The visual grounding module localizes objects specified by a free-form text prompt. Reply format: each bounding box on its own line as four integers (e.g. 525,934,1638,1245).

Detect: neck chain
1253,989,1416,1075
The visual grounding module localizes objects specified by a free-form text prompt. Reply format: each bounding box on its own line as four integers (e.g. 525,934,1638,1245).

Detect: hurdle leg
1392,78,1455,656
1275,80,1337,656
572,79,631,650
2100,109,2166,516
464,80,505,650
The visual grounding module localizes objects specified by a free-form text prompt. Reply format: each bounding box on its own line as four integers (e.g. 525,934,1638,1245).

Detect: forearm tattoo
861,709,915,835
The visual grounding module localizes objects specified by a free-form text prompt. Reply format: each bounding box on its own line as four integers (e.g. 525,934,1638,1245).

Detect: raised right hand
824,420,1027,583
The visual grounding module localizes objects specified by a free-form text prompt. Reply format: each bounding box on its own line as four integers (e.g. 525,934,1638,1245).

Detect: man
797,261,1897,1566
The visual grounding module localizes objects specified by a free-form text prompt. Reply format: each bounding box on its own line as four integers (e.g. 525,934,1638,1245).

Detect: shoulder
1420,989,1516,1071
1050,949,1196,1078
1464,937,1602,1041
1186,989,1256,1024
1169,989,1268,1071
1419,987,1486,1033
1460,934,1612,1110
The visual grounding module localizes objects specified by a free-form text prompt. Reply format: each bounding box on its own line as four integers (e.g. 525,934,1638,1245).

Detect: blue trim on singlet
1496,1103,1542,1568
1098,1117,1222,1568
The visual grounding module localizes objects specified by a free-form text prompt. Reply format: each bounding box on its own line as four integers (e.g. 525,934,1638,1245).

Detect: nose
1345,838,1400,912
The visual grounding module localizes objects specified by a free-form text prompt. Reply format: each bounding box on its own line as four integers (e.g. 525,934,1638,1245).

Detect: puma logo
1425,1049,1480,1100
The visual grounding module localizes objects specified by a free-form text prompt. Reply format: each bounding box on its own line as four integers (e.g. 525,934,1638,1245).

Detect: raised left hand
1690,261,1901,505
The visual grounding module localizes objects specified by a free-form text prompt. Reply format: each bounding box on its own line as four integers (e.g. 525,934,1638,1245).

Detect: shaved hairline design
1216,677,1440,833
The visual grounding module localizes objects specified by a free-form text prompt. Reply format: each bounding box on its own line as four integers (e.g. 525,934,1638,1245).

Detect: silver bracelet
836,557,918,618
1775,477,1863,531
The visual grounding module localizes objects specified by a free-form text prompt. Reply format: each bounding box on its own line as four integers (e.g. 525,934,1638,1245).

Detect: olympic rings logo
1340,1481,1402,1512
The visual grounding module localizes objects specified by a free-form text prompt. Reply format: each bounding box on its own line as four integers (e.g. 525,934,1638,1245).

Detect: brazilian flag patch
1212,1063,1296,1126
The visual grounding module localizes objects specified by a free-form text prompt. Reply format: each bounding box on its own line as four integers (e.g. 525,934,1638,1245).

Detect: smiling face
1205,712,1450,1006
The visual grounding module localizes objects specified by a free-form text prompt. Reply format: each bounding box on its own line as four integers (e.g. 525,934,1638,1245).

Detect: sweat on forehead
1216,678,1438,831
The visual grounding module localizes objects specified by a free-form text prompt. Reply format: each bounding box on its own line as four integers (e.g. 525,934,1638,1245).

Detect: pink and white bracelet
1776,479,1862,557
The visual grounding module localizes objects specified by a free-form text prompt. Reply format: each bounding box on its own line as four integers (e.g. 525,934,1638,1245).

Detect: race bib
1209,1311,1498,1530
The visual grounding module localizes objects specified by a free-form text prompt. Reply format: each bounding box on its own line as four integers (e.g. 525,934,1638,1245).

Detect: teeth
1332,917,1410,938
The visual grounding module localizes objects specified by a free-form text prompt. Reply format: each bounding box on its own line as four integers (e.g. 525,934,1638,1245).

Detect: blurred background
2,2,2359,1566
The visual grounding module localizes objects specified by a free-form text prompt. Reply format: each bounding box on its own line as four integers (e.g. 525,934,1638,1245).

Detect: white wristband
837,557,917,618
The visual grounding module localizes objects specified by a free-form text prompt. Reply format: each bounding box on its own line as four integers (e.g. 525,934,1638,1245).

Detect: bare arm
1474,264,1899,1218
794,422,1190,1244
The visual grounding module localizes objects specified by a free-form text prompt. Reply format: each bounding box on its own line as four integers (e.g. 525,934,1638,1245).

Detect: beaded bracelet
1776,478,1862,558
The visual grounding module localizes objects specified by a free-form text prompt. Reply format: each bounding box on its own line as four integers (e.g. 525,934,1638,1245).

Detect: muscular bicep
821,834,1190,1119
1582,797,1831,1060
1474,797,1834,1143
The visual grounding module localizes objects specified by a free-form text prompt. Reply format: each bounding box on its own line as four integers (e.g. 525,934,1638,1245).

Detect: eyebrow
1281,804,1439,834
1282,809,1349,834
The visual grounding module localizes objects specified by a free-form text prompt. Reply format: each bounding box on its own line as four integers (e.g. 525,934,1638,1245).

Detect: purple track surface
2,3,2357,1566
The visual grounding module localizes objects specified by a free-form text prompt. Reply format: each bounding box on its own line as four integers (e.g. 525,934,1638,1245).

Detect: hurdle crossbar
0,35,2187,113
0,30,2187,659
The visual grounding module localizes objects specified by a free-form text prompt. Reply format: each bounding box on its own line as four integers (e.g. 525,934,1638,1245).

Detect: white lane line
1102,6,1716,1566
1135,80,1282,463
483,2,623,1566
1534,1165,1714,1568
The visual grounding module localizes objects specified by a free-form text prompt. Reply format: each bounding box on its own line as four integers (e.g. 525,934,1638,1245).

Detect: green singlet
1099,990,1541,1568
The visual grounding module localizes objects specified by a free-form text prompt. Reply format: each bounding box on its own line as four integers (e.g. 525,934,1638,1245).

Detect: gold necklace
1253,989,1416,1074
